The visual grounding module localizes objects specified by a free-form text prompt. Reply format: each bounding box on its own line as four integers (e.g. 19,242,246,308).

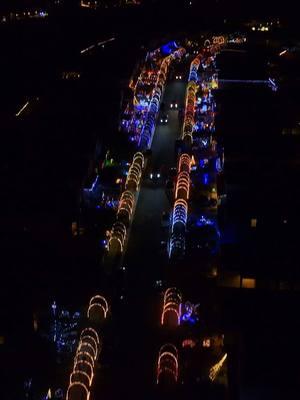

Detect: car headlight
160,119,163,122
150,173,153,179
157,173,161,178
170,104,173,108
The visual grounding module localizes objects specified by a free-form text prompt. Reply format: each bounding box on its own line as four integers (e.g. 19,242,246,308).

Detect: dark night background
1,1,300,399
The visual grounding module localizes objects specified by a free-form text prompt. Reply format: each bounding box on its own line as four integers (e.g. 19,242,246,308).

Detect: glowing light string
87,295,109,320
209,353,227,381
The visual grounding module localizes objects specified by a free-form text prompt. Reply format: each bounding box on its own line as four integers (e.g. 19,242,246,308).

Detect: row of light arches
139,47,186,149
66,295,109,400
170,153,191,258
108,152,144,255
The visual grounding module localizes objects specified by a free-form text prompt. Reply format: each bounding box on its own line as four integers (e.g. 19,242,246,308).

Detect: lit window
279,281,289,291
242,278,256,289
250,218,257,228
202,339,211,347
182,339,196,348
71,222,78,237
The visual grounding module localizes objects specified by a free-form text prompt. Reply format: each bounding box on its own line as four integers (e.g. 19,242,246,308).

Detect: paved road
125,81,186,287
151,82,185,169
103,81,187,397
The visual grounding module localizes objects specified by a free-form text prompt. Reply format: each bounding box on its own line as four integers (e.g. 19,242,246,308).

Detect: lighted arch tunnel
161,287,182,327
183,124,193,141
117,190,135,223
175,171,190,200
81,327,100,345
189,64,200,82
178,153,191,173
125,152,144,191
73,360,93,383
169,154,191,258
156,343,179,384
128,162,142,180
187,94,196,105
187,80,198,92
139,48,185,150
108,221,127,254
154,85,162,95
187,87,197,98
87,295,109,321
181,55,202,144
158,72,166,82
186,101,195,111
183,120,193,131
70,370,91,387
189,69,199,82
77,341,98,361
74,350,95,368
185,110,194,120
66,326,101,400
172,199,188,233
204,39,211,48
126,165,142,190
182,128,193,146
66,381,90,400
133,152,144,167
108,152,144,256
156,80,163,90
152,97,160,108
184,115,193,124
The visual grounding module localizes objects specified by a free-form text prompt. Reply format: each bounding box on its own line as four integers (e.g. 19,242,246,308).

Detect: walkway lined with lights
72,39,229,399
116,77,187,391
156,40,228,391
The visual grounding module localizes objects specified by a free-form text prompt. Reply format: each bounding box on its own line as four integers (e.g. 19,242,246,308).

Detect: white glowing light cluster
87,295,109,321
139,48,186,149
66,327,101,400
156,343,179,384
209,353,227,381
161,287,182,326
182,55,202,145
169,232,186,258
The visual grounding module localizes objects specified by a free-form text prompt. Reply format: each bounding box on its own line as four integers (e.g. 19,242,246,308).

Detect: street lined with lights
65,38,230,399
